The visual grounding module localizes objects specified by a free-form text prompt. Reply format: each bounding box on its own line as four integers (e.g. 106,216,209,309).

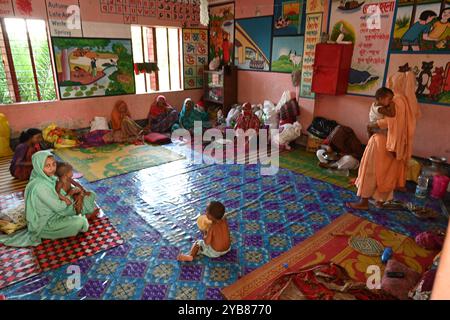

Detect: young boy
401,10,437,51
178,201,231,262
368,87,396,137
55,162,90,214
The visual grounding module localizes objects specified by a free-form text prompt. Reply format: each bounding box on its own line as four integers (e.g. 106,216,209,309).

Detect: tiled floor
0,144,447,300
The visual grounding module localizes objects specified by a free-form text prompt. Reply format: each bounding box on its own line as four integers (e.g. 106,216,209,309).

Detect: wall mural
52,37,135,100
208,2,234,65
273,0,304,36
271,36,304,73
390,0,449,52
328,0,396,96
387,53,450,105
234,16,273,71
183,28,208,89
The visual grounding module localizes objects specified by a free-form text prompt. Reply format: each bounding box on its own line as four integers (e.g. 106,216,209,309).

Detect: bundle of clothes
42,124,80,149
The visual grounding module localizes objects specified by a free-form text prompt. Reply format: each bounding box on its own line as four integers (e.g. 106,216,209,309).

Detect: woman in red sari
234,102,261,134
10,128,42,180
146,95,179,133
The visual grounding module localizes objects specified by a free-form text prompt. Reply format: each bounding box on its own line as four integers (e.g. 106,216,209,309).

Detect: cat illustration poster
386,53,450,105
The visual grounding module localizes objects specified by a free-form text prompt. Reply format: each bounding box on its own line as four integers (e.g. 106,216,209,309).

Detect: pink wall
0,90,202,136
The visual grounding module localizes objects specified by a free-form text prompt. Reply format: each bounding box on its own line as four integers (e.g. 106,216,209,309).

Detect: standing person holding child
10,128,42,180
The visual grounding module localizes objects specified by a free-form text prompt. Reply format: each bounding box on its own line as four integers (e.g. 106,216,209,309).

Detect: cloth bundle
272,121,302,149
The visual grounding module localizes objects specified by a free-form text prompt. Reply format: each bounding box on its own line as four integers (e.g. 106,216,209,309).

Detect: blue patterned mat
0,144,447,300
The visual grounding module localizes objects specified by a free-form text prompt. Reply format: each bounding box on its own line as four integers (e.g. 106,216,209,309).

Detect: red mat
0,192,124,289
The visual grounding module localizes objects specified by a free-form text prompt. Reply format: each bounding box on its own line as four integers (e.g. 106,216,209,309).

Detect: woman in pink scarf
147,95,179,133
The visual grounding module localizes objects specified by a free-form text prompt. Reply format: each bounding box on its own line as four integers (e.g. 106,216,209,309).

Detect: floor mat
279,147,357,190
0,192,124,290
222,213,437,300
54,143,185,182
0,157,27,195
0,145,446,300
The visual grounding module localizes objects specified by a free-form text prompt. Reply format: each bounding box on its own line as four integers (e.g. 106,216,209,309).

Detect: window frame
0,17,57,104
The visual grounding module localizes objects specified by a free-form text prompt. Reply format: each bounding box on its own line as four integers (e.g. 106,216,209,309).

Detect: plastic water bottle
415,174,429,198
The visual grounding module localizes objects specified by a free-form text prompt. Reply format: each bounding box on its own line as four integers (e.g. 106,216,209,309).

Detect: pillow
0,202,26,235
381,259,421,300
144,132,171,145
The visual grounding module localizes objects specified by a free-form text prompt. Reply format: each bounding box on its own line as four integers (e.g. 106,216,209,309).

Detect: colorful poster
52,37,135,99
306,0,324,14
273,0,304,35
328,0,396,96
183,28,208,90
271,36,304,73
209,2,234,65
386,53,450,105
234,16,273,71
300,13,322,98
390,0,449,52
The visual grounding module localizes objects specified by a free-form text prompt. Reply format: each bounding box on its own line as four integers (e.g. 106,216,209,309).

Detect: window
0,18,56,104
131,26,182,93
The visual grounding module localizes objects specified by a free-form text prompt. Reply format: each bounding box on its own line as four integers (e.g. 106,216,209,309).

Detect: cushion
0,202,26,235
144,133,171,145
381,259,421,300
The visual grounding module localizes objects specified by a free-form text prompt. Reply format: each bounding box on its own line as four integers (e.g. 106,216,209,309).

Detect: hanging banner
328,0,395,96
300,12,322,98
183,28,208,89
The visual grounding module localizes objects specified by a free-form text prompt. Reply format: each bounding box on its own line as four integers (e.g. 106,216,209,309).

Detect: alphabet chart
99,0,200,26
182,28,207,89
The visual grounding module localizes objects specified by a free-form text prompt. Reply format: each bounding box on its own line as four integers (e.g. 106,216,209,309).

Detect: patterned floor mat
0,144,446,299
0,193,124,290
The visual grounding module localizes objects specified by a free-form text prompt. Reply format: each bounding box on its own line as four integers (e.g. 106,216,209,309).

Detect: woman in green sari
0,150,98,247
172,98,211,134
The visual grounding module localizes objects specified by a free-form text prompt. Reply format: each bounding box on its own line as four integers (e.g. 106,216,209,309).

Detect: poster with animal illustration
209,2,234,65
234,16,273,71
52,37,135,99
271,36,304,73
390,0,449,52
274,0,304,35
328,0,396,96
386,53,450,105
183,28,208,89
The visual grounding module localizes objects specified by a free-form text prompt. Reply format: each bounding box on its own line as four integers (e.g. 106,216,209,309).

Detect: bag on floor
307,117,339,139
0,113,12,157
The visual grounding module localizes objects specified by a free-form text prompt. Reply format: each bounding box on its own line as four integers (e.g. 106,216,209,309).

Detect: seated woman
147,95,179,133
172,98,211,134
316,125,364,171
0,151,98,247
103,100,143,144
234,102,261,134
279,98,300,126
10,128,42,180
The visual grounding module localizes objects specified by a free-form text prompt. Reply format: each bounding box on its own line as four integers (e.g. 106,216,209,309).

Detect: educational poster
328,0,396,96
234,16,272,71
306,0,324,14
0,0,14,17
387,53,450,105
273,0,304,35
46,0,83,38
52,37,135,99
209,2,234,65
271,36,304,73
390,0,449,52
300,13,322,98
183,28,208,90
0,0,46,19
94,0,200,26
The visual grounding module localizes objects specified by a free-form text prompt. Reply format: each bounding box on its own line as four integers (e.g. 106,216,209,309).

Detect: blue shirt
401,22,432,42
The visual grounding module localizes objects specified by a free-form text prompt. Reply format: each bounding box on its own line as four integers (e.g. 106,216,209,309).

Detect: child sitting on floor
178,201,231,261
55,162,91,214
368,87,396,137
